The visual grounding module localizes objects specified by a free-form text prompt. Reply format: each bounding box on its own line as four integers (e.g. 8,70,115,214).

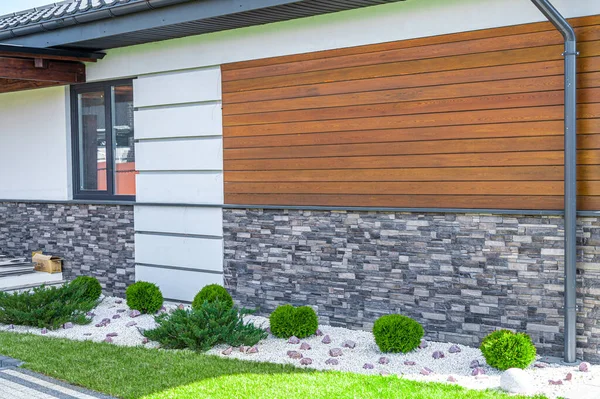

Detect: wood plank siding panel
221,15,600,211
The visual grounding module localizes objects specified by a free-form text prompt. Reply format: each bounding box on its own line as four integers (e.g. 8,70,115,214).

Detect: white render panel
88,0,600,82
136,137,223,171
136,265,223,302
136,172,223,204
133,67,221,108
134,205,223,236
135,233,223,271
134,103,222,140
0,87,69,200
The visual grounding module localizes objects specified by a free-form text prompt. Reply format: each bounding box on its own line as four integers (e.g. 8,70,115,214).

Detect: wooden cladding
222,15,600,211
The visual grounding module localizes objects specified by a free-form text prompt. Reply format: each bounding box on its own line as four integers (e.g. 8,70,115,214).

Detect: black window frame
70,79,135,202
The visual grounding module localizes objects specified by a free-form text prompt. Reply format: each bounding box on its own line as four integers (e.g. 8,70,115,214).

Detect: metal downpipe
529,0,578,363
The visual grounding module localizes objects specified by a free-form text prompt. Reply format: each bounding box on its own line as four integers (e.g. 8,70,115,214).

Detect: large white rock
500,368,535,394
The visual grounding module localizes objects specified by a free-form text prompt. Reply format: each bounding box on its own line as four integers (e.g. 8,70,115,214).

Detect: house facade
1,0,600,360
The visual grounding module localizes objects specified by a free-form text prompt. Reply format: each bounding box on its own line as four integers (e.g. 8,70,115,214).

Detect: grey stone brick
224,209,600,362
0,202,134,297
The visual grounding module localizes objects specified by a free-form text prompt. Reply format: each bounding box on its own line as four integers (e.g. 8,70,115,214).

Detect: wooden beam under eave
0,56,85,84
0,78,62,94
0,50,99,63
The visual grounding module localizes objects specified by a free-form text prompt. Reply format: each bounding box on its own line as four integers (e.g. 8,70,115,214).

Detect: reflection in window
72,81,135,200
111,85,135,196
78,91,106,191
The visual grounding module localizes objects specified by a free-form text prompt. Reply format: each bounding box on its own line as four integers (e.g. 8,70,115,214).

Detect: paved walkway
0,361,114,399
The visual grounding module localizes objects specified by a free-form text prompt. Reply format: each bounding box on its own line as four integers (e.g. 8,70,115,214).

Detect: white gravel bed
207,316,600,399
0,296,164,348
1,297,598,398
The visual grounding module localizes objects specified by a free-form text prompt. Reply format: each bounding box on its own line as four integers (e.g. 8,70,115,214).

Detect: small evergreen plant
269,305,318,339
126,281,163,314
372,314,424,353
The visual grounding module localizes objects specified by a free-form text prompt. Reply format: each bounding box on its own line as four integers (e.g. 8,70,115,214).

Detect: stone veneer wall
224,209,600,361
0,202,135,296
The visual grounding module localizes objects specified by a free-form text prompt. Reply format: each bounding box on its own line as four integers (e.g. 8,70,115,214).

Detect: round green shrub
372,314,424,353
69,276,102,301
269,304,318,339
192,284,234,310
126,281,164,314
480,329,537,370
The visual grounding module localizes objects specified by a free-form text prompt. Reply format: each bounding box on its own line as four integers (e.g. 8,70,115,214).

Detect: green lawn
0,332,547,399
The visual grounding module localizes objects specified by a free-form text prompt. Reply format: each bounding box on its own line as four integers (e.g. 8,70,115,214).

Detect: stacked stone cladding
0,202,134,297
224,209,600,361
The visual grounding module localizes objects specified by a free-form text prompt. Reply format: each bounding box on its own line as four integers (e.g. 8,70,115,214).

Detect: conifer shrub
192,284,233,310
69,276,102,302
480,329,537,370
144,301,267,351
0,281,98,329
372,314,424,353
269,305,318,339
126,281,163,314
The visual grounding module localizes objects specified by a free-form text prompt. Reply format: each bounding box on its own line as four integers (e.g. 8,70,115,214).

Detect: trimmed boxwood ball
269,304,318,339
126,281,164,314
373,314,424,353
69,276,102,302
192,284,234,310
480,329,536,370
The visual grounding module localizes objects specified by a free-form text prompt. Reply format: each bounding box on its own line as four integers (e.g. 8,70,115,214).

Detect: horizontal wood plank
224,88,600,127
224,150,566,171
224,103,600,137
224,166,566,182
225,134,600,161
224,120,600,149
222,15,600,211
224,58,600,105
223,41,600,93
224,193,564,210
223,26,600,82
0,57,85,83
223,136,564,160
223,72,600,116
226,181,600,196
226,165,600,183
222,14,600,72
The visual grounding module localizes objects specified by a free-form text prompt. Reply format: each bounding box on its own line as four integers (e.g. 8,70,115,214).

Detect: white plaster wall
87,0,600,82
0,87,69,200
133,66,224,300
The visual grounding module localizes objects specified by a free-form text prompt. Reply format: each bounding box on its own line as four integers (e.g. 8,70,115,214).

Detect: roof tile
0,0,146,33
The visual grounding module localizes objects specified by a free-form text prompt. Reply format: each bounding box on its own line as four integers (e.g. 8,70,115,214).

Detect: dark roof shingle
0,0,141,32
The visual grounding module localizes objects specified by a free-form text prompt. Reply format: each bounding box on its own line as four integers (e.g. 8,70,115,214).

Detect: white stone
500,368,535,394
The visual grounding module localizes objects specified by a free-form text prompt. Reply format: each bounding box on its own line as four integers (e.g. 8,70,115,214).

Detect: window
71,80,135,200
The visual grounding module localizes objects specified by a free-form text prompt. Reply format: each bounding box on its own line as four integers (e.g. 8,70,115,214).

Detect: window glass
111,85,135,196
78,91,106,191
72,81,135,200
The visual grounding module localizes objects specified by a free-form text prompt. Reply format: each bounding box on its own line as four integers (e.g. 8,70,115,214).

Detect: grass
0,332,548,399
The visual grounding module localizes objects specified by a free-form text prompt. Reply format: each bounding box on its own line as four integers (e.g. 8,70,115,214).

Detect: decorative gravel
0,296,162,349
1,297,599,398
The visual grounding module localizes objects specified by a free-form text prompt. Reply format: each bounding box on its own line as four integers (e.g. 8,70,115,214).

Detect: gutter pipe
530,0,578,363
